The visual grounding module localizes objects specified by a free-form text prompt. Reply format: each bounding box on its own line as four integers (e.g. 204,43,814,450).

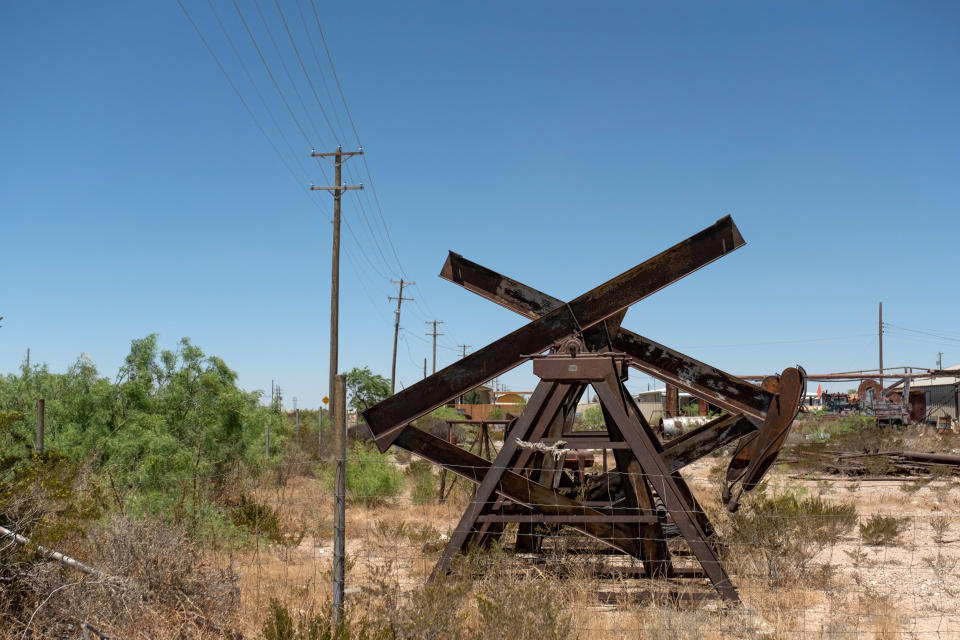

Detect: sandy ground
228,460,960,639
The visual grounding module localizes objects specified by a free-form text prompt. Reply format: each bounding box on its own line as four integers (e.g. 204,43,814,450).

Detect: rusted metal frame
477,515,659,524
591,372,739,601
439,418,491,502
725,375,779,490
476,383,581,550
619,388,721,543
660,413,755,472
517,382,585,552
612,332,770,421
595,368,673,579
365,216,746,451
433,380,591,578
435,379,557,576
393,428,643,556
724,367,806,511
439,246,771,421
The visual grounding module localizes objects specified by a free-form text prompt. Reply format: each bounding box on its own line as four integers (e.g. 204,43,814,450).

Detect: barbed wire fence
5,425,960,638
226,437,960,640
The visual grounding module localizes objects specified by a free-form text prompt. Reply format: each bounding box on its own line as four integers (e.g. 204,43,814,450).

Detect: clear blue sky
2,1,958,407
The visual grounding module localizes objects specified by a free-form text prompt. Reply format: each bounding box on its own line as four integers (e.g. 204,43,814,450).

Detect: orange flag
816,384,822,398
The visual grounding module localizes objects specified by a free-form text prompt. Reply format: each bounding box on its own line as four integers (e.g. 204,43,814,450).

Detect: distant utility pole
36,399,45,454
311,145,364,428
457,345,470,404
293,396,300,444
423,358,427,379
388,279,415,394
878,301,883,385
426,320,444,374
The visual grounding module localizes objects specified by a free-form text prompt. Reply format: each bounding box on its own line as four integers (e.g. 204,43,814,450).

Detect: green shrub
406,459,437,505
728,488,857,585
0,335,291,537
860,514,909,546
231,496,295,545
580,405,605,430
326,441,403,503
262,598,385,640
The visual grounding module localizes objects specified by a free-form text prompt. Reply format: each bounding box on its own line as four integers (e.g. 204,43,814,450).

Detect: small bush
932,516,950,544
860,514,909,546
406,460,437,505
262,598,385,640
325,441,403,503
231,496,303,545
472,576,572,640
727,488,857,585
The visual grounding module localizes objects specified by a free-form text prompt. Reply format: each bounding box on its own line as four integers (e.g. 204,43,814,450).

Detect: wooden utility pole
388,279,414,394
426,320,444,374
878,301,883,386
311,146,364,427
332,373,347,627
423,358,427,379
457,345,470,403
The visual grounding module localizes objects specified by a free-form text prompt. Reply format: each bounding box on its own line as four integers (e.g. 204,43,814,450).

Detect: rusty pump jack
362,216,805,603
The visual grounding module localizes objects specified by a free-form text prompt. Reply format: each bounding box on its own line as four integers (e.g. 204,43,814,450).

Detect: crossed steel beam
364,216,768,450
360,217,802,580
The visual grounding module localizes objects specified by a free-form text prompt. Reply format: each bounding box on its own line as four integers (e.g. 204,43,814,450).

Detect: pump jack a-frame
361,216,805,603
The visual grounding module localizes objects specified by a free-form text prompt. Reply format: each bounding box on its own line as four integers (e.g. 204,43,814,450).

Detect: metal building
896,365,960,426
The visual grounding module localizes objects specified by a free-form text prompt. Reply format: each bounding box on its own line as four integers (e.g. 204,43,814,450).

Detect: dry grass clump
859,514,909,546
0,516,239,639
632,607,731,640
725,486,856,586
931,515,951,544
259,549,576,640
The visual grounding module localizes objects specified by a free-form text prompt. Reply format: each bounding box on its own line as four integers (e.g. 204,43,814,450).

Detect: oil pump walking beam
439,246,772,421
363,216,746,450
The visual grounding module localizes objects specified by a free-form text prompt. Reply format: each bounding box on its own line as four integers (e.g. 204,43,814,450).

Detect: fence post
332,373,347,628
36,399,45,454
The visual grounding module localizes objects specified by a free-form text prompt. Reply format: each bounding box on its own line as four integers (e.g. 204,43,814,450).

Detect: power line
678,333,876,350
883,323,960,344
252,0,328,147
272,0,339,142
400,327,458,352
294,0,349,143
184,2,465,368
231,0,314,147
307,0,406,276
183,0,314,190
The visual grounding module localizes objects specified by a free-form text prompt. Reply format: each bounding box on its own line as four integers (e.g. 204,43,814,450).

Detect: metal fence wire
5,452,960,639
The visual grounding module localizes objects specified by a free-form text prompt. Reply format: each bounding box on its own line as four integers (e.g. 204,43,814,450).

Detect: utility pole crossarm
311,149,364,158
310,185,364,191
